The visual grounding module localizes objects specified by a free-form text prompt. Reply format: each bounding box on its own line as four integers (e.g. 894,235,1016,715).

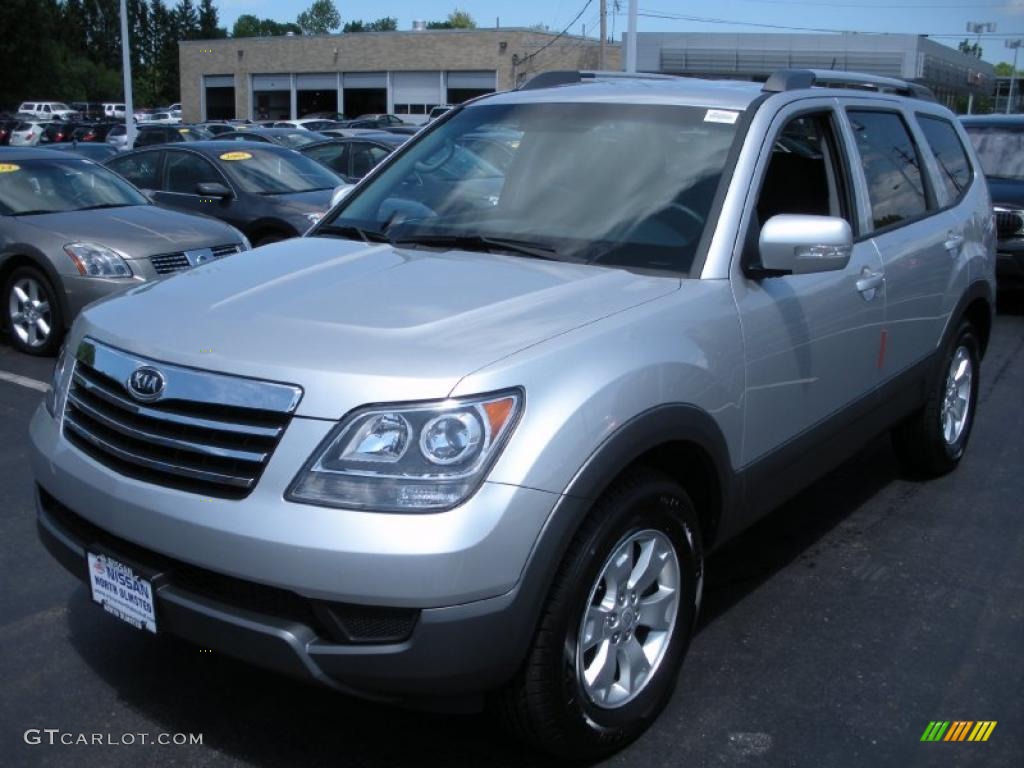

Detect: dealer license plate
87,552,157,634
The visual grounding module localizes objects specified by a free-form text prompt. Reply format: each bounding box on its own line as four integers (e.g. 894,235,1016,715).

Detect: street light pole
119,0,136,147
1007,39,1023,114
966,21,996,115
625,0,638,72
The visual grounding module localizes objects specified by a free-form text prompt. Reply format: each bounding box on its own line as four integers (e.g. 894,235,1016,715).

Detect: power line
518,0,596,66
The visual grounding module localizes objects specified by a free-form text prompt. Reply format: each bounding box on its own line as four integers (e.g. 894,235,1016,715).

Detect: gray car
1,148,247,355
31,70,995,758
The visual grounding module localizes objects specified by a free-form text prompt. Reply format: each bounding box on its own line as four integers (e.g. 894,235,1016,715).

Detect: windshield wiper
11,209,58,217
76,203,131,211
390,233,571,261
315,223,393,244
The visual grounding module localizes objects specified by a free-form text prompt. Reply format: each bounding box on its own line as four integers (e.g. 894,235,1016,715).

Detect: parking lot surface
1,305,1022,768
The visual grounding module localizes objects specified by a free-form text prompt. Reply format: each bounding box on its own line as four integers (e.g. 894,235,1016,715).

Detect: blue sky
216,0,1024,66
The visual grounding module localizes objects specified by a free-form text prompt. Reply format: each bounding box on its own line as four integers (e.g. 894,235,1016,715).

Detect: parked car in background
103,103,127,119
70,122,118,143
104,141,346,246
0,147,247,355
132,125,211,149
9,120,48,147
71,102,105,120
339,113,406,129
318,126,393,139
217,127,328,149
39,121,77,144
45,141,120,162
105,124,129,151
299,133,406,183
195,122,235,136
18,102,80,120
961,115,1024,295
145,112,180,125
0,119,20,145
273,118,337,132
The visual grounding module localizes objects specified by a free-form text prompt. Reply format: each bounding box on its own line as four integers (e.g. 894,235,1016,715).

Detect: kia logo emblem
126,366,166,402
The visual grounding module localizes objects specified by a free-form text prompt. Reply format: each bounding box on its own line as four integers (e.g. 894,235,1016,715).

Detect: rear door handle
856,268,885,300
944,231,964,254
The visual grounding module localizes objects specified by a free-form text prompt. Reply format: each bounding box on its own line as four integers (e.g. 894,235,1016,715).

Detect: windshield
276,131,324,148
963,124,1024,180
317,102,740,273
0,157,148,215
215,147,342,194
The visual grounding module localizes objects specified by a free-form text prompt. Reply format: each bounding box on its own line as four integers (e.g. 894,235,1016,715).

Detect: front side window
917,115,972,201
350,142,391,178
164,152,222,194
847,110,929,231
317,102,740,274
0,158,148,215
303,142,350,175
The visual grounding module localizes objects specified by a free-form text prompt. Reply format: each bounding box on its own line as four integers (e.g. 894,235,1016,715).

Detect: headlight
287,389,523,512
44,342,73,417
64,242,132,278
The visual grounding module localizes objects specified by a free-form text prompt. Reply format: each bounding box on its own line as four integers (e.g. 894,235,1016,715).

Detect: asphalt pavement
1,304,1022,768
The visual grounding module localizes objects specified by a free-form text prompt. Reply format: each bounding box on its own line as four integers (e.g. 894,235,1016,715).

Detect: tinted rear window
962,122,1024,180
917,115,972,201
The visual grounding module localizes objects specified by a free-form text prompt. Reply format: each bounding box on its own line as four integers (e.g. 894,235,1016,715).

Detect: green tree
427,9,477,29
994,62,1024,77
197,0,225,38
175,0,199,40
296,0,340,35
232,13,302,37
958,39,983,59
344,17,398,33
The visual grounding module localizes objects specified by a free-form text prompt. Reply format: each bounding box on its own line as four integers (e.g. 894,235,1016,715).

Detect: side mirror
196,181,232,198
330,184,355,208
758,214,853,276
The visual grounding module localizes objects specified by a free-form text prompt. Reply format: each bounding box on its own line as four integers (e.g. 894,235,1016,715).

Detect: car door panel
731,101,886,466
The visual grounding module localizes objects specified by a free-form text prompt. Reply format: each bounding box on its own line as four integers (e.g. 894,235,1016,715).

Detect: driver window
755,113,850,227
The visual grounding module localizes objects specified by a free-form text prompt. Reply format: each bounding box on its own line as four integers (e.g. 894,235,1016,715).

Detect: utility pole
600,0,607,70
965,21,996,115
1007,39,1023,114
626,0,638,72
119,0,136,147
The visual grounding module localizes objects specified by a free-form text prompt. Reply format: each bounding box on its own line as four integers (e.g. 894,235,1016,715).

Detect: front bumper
36,486,550,702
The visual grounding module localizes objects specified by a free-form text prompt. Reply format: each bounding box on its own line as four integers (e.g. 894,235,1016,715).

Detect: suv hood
75,236,679,418
20,205,241,258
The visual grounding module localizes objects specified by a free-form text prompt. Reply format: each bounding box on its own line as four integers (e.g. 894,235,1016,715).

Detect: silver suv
30,69,995,758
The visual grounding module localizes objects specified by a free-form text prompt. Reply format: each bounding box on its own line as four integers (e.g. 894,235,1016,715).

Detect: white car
273,118,335,131
105,124,130,151
145,112,180,125
17,101,79,120
9,120,48,146
103,103,127,119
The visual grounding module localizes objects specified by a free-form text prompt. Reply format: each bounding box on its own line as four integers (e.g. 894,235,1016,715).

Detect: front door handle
856,268,885,301
944,231,964,254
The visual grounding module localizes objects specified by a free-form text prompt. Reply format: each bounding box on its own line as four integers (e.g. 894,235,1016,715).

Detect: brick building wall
179,29,622,121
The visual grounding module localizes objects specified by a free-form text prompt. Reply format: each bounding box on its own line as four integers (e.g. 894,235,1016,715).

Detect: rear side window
916,115,972,201
847,110,929,231
107,151,161,189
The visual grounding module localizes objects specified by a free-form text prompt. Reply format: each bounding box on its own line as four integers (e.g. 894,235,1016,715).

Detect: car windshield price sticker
87,552,157,633
0,163,20,173
219,151,252,161
704,109,739,124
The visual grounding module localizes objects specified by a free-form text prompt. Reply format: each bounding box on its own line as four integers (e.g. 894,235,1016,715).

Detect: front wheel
891,320,980,477
499,468,703,759
4,266,65,356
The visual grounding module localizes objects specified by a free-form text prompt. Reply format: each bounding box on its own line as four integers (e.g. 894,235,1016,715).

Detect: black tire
891,320,980,478
3,265,65,356
498,467,703,759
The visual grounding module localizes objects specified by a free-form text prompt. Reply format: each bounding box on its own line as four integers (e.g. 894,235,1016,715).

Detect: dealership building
178,27,619,123
632,32,995,108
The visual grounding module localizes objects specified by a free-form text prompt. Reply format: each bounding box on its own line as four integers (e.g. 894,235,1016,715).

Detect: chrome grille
62,339,302,498
149,243,242,275
994,210,1024,240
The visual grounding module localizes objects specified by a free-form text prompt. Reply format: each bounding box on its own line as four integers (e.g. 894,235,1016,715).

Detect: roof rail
519,70,679,91
762,68,937,102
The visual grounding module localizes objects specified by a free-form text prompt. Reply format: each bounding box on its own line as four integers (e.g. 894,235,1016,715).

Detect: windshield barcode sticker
705,109,739,125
